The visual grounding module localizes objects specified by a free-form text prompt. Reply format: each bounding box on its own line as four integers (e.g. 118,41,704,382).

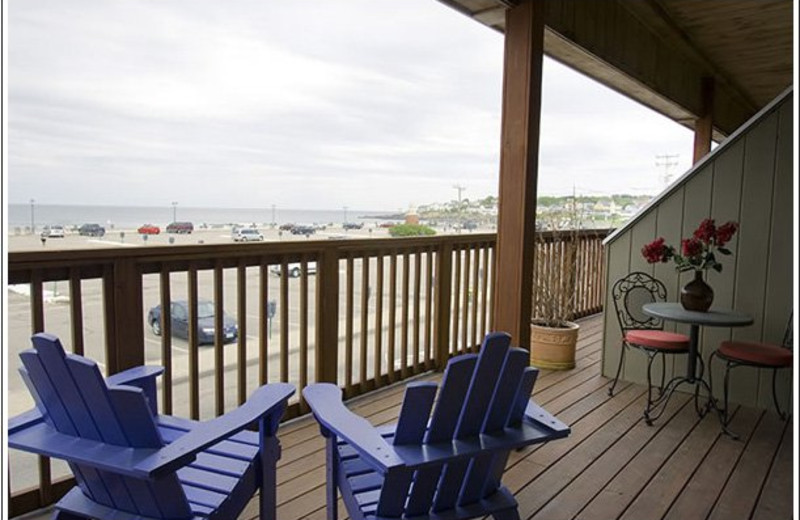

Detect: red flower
642,237,672,263
715,221,739,247
693,218,716,244
681,238,703,258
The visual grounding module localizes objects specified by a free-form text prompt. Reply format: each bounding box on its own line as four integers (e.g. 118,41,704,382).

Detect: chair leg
326,437,339,520
492,508,522,520
644,351,659,425
772,368,788,421
53,512,89,520
608,342,627,396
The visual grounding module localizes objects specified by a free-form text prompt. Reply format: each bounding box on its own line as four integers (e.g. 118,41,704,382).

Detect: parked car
147,300,237,345
78,223,106,237
379,222,397,228
233,227,264,242
137,224,161,234
40,225,65,238
166,221,194,234
279,223,296,231
270,262,318,278
290,225,316,236
343,222,363,230
463,221,478,231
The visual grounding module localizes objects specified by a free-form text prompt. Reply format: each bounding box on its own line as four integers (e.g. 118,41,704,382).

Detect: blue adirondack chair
303,332,570,520
7,333,294,520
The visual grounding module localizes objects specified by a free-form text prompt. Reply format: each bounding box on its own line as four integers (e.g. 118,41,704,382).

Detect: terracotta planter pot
530,320,580,370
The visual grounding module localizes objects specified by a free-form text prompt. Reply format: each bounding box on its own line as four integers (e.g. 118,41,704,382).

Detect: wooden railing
5,229,609,515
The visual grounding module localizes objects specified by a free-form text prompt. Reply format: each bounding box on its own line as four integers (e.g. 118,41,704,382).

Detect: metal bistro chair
609,272,691,424
709,313,793,437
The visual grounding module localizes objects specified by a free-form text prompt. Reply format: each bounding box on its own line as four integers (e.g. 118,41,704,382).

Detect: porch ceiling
437,0,794,139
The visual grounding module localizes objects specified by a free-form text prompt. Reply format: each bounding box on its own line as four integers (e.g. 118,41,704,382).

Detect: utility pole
271,204,276,226
30,198,35,235
343,206,349,224
171,201,178,222
655,154,679,188
453,184,466,233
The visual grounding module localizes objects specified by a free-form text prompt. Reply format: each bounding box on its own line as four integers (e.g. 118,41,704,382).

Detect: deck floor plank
15,315,792,520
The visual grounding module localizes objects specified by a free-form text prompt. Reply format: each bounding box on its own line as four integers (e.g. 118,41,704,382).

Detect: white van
232,228,264,242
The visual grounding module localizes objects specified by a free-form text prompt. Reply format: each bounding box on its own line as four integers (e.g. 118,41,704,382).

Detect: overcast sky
6,0,694,211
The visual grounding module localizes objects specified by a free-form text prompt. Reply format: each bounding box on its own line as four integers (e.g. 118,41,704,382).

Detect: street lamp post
30,199,35,235
171,201,178,222
271,204,276,227
343,206,349,225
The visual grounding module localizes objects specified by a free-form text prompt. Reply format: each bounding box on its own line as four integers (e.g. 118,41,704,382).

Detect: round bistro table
641,302,753,425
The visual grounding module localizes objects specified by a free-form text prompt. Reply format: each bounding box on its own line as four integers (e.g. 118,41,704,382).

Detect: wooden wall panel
653,191,687,382
602,90,793,412
623,213,658,386
602,233,631,379
680,171,714,364
730,112,779,406
705,140,745,399
757,98,794,410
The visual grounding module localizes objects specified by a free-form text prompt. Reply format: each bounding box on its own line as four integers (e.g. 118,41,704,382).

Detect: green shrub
388,224,436,237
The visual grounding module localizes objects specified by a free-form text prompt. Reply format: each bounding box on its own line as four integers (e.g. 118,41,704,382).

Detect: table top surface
642,302,754,327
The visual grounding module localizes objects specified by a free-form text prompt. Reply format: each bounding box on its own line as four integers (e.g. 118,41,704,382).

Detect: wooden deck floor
17,314,793,520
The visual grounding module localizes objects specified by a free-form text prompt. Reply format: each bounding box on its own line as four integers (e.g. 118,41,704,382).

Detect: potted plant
529,203,582,370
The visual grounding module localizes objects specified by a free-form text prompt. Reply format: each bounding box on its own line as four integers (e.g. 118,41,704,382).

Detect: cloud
6,0,692,209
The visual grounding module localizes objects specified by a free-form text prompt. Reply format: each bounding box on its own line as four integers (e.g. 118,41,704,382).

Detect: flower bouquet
642,218,739,311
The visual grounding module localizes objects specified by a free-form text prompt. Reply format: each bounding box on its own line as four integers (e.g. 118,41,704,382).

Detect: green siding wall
602,89,794,410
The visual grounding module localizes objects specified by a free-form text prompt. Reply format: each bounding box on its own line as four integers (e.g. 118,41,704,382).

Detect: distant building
405,206,419,225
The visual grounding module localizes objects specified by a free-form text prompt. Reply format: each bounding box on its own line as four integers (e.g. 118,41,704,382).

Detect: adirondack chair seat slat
177,467,241,494
8,332,294,520
304,332,571,520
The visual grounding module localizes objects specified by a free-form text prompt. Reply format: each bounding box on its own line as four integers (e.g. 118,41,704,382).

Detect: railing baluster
237,261,247,405
413,250,421,374
451,248,461,356
374,254,384,387
359,254,370,392
345,255,354,394
461,246,471,353
280,259,289,383
259,261,269,386
159,268,173,415
424,248,433,370
214,261,224,416
401,252,410,379
187,265,199,420
300,256,309,411
470,245,481,352
68,269,84,355
480,245,489,341
388,253,397,383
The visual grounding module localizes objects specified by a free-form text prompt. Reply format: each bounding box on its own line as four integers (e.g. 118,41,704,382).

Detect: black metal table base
643,374,740,439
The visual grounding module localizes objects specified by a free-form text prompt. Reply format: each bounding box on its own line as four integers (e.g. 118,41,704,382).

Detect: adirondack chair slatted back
372,332,537,517
19,334,193,518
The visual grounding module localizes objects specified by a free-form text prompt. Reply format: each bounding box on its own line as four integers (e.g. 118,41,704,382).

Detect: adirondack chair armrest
106,365,165,415
7,408,46,435
135,382,295,478
303,383,405,473
391,403,570,470
523,400,570,435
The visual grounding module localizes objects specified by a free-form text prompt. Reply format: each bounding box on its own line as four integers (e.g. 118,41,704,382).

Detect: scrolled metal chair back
781,312,793,349
612,272,667,332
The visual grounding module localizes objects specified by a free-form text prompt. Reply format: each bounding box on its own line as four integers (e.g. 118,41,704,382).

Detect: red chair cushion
625,330,690,351
718,341,793,367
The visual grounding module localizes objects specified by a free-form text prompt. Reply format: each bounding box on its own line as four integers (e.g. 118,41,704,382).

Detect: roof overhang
438,0,794,140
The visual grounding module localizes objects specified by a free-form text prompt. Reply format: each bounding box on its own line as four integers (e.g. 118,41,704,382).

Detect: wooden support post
316,248,340,384
493,0,545,350
104,259,145,374
433,243,453,370
693,76,714,163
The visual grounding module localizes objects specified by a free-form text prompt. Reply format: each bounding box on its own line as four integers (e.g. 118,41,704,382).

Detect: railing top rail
7,229,611,283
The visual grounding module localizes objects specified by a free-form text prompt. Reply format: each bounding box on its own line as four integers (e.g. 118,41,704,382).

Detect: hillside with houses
413,194,651,230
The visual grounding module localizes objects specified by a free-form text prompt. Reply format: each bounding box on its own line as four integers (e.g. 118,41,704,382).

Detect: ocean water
6,204,395,231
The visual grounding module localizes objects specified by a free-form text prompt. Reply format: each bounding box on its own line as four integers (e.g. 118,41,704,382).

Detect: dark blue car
148,300,238,345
